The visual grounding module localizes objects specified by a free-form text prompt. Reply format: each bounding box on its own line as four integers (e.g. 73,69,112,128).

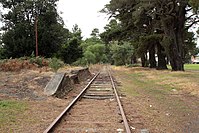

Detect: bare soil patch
0,70,53,100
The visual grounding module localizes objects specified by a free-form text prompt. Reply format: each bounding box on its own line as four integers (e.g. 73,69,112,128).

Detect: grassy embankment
113,65,199,132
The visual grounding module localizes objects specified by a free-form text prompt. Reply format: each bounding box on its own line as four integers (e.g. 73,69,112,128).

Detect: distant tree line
0,0,199,71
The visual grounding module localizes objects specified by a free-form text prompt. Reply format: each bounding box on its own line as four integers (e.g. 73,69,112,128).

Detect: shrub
111,42,134,66
28,53,48,67
48,57,64,72
34,57,43,67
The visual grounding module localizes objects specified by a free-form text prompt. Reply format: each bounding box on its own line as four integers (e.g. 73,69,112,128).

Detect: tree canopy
102,0,199,71
0,0,67,58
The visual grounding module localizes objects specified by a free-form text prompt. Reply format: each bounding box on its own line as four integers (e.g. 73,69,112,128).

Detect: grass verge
113,66,199,132
0,100,27,128
167,64,199,70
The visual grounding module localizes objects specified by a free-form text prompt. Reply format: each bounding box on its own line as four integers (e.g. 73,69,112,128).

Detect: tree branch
185,19,199,31
186,7,193,12
167,0,175,14
185,13,196,21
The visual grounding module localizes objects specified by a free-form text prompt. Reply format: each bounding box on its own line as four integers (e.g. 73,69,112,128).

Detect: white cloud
57,0,110,39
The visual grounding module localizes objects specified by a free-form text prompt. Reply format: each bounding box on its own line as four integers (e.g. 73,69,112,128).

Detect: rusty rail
43,72,100,133
108,69,131,133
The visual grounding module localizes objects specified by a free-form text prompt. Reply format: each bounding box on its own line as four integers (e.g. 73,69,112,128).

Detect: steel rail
43,72,100,133
108,69,131,133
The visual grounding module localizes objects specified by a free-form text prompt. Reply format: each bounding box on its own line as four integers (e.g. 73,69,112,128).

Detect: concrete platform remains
44,73,65,96
44,68,92,98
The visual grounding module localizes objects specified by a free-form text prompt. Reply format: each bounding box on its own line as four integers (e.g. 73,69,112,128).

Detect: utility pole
35,16,38,57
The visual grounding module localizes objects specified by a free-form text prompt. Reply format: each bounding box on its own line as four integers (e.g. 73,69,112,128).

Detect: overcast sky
57,0,110,39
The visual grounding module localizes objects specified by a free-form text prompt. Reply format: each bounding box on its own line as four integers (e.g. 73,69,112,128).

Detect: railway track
44,67,131,133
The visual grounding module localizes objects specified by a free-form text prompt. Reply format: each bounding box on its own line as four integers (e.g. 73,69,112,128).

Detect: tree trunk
131,54,137,64
157,42,167,70
176,4,186,70
148,44,156,68
141,52,148,67
161,12,185,71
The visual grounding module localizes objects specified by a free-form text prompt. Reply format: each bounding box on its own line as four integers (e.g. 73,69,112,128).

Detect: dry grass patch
112,66,199,132
122,67,199,97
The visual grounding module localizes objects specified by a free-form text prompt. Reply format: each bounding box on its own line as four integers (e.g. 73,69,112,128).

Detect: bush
72,58,87,66
29,56,47,67
48,57,64,72
111,42,134,66
35,57,44,67
78,43,108,65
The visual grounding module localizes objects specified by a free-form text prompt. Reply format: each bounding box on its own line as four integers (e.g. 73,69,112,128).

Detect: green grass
0,100,26,109
184,64,199,70
167,64,199,70
0,100,27,126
